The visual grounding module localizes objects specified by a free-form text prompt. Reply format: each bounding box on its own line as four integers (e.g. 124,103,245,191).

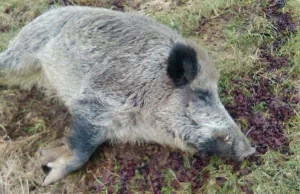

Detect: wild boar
0,6,255,185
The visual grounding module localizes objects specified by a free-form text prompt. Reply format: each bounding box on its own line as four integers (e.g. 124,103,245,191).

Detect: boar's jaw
232,131,256,161
235,147,256,161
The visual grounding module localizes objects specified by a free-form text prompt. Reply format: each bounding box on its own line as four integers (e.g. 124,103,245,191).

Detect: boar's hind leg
0,48,43,89
40,114,107,185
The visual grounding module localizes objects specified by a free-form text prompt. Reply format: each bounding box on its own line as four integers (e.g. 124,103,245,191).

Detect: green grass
22,119,46,134
150,0,234,36
0,0,48,51
244,144,300,193
0,28,18,52
161,170,177,193
252,101,267,112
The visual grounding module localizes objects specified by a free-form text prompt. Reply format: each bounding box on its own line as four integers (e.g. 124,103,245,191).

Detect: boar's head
167,41,256,161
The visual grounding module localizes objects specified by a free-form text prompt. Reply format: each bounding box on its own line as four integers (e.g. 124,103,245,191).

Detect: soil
78,145,211,193
216,0,298,191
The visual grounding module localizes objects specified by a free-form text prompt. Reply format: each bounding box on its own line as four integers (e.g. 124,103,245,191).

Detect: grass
21,120,46,134
0,0,48,51
149,0,234,36
0,0,299,193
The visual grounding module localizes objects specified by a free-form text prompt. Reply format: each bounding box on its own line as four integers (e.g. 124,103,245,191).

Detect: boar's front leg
40,102,107,185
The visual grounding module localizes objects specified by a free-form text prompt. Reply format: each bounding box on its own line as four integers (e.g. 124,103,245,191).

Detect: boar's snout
234,146,256,161
205,127,256,162
232,132,256,161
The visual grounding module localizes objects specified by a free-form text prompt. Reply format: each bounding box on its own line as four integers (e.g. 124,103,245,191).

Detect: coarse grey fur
0,6,255,185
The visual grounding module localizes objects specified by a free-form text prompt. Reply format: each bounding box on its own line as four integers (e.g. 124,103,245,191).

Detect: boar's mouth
235,147,256,161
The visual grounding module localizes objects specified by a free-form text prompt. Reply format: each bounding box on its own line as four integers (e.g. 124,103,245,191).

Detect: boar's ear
167,43,199,87
212,130,232,144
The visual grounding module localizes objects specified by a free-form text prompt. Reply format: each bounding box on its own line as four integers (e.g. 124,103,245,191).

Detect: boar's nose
238,147,256,161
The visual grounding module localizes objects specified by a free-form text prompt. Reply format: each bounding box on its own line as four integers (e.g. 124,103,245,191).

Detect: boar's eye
196,89,212,103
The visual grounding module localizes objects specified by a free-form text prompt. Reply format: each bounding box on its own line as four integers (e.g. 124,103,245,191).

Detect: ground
0,0,299,193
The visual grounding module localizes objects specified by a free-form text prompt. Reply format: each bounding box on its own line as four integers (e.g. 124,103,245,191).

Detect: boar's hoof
39,145,76,185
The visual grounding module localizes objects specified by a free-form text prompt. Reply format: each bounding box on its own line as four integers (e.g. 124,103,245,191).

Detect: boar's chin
235,147,256,161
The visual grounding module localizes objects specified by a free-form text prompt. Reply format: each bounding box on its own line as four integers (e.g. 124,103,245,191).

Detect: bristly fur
0,6,255,185
167,43,198,86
